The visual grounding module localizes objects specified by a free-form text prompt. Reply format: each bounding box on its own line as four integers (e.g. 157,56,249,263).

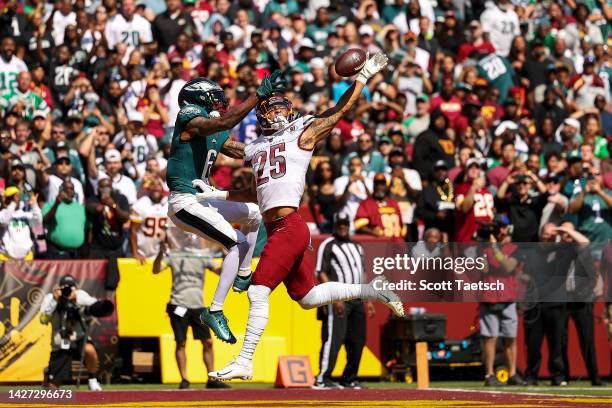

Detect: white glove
192,179,228,201
356,53,389,84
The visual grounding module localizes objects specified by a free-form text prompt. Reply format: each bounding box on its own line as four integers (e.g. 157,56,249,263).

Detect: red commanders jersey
354,197,405,242
453,182,494,242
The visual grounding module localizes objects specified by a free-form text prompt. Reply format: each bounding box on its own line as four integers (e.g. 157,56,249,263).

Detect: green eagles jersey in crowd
0,89,49,120
477,54,515,104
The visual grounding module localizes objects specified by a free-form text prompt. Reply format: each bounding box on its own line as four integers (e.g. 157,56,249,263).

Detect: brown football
334,48,367,77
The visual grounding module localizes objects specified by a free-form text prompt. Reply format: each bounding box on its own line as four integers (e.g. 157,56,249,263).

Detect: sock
238,227,259,277
210,233,249,312
237,285,270,366
88,372,95,379
298,282,378,309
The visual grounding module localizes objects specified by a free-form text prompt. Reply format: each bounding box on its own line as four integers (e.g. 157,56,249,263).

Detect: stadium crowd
0,0,608,260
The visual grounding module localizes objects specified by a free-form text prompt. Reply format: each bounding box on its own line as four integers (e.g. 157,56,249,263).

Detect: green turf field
1,381,611,396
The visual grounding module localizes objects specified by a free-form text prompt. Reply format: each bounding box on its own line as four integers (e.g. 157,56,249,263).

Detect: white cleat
209,359,253,381
370,275,405,317
88,378,102,391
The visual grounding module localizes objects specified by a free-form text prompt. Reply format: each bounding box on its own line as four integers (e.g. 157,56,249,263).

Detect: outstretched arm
181,94,259,141
181,70,286,142
298,54,388,150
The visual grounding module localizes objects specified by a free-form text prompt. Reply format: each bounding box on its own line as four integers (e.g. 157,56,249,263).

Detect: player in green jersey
166,71,285,344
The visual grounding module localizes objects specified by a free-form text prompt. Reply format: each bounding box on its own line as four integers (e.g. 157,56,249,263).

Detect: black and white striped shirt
315,237,364,284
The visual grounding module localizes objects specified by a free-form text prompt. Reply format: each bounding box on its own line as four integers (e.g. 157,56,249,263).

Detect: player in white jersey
0,37,28,93
199,53,405,381
105,0,153,54
130,179,168,261
480,0,520,57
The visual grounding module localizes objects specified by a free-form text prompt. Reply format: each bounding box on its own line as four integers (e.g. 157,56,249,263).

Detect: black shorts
167,303,211,343
45,339,86,385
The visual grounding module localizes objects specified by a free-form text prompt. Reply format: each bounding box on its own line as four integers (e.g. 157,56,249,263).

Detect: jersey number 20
254,143,286,185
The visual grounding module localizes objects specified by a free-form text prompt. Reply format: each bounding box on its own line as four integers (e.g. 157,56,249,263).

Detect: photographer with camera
39,275,106,390
495,170,547,242
479,214,525,386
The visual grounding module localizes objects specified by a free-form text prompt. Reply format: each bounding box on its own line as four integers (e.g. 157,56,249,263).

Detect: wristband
356,73,369,84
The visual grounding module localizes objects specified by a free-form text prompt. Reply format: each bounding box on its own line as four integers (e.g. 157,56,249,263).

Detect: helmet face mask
179,78,229,116
256,93,299,133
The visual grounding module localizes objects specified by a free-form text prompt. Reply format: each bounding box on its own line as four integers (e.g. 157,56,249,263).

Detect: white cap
358,25,374,37
309,57,325,70
298,37,315,50
104,149,122,162
563,118,580,131
465,157,482,168
127,110,144,123
33,110,47,119
494,120,519,137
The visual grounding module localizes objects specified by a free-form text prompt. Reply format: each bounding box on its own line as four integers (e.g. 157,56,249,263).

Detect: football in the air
334,48,367,77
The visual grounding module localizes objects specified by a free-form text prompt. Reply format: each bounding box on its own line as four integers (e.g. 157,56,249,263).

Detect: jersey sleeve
130,199,144,222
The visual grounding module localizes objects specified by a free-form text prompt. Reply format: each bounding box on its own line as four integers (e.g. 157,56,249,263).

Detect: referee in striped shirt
313,213,375,390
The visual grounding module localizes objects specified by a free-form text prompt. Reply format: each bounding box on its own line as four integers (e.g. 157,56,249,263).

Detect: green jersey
477,54,515,103
0,89,49,120
166,105,230,194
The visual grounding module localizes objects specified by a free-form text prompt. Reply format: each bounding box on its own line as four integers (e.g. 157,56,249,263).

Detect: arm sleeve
39,293,57,323
76,289,98,307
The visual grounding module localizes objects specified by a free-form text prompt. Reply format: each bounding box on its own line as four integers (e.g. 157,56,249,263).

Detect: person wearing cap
41,150,85,205
454,157,494,242
416,160,456,238
152,0,197,52
495,170,547,242
87,147,138,206
457,19,496,62
42,179,87,258
313,213,373,390
539,172,569,232
7,158,35,203
354,173,405,242
39,274,103,390
0,71,50,121
0,186,40,259
555,117,581,152
534,86,570,134
402,94,430,141
358,24,382,55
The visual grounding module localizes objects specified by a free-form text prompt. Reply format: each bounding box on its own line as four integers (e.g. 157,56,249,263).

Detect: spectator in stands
354,173,404,242
42,152,85,205
387,148,421,241
455,158,494,242
85,177,130,258
334,156,373,231
568,166,612,244
417,160,455,239
43,180,86,259
88,148,138,207
309,161,339,234
129,179,168,263
412,109,455,181
341,133,385,176
495,172,547,242
0,187,40,259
